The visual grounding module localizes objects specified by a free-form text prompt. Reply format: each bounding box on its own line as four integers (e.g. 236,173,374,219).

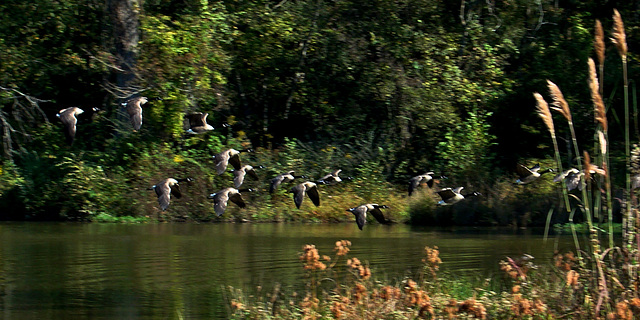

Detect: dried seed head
547,80,571,121
598,131,607,155
534,93,554,136
594,20,605,66
588,58,608,131
611,9,627,58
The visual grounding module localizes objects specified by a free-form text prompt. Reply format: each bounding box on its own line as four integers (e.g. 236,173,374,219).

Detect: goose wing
529,164,541,173
292,184,306,209
58,108,79,144
352,206,367,230
369,206,388,225
126,104,143,131
633,174,640,190
213,191,229,216
170,183,182,199
452,187,464,194
155,181,172,211
233,169,247,188
214,151,230,175
437,188,456,200
408,176,422,196
566,171,583,191
186,112,206,127
246,167,259,180
306,183,320,207
516,164,533,178
270,175,285,193
228,191,247,208
228,153,242,170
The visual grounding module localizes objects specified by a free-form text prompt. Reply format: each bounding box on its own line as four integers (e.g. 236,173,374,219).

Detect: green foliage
436,111,496,183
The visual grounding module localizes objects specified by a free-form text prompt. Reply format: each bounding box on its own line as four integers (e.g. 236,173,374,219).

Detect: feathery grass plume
534,93,554,135
611,9,627,58
594,20,605,66
547,80,571,121
588,58,608,131
598,131,607,156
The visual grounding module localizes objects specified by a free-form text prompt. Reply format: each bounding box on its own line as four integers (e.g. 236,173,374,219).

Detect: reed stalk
533,92,565,197
611,9,632,251
588,59,613,248
535,92,580,257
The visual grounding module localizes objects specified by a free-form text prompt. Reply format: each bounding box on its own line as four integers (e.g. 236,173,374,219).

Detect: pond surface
0,222,578,319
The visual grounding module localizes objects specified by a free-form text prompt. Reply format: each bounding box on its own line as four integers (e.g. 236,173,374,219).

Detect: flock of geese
56,96,562,230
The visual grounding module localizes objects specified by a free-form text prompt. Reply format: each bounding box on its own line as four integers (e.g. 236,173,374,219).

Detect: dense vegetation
0,1,638,226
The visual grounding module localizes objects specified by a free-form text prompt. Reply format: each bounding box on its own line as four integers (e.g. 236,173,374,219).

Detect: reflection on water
0,222,579,319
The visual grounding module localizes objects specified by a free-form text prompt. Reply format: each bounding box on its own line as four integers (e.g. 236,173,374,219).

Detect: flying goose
347,204,390,230
515,164,554,185
436,187,481,206
554,168,583,191
269,171,307,193
318,169,352,185
232,165,264,188
57,107,85,145
122,96,148,131
148,177,194,211
208,187,254,216
185,112,215,134
212,148,253,175
291,181,321,209
408,172,446,196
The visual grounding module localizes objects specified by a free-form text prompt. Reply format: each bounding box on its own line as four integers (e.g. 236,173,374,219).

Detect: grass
226,239,638,319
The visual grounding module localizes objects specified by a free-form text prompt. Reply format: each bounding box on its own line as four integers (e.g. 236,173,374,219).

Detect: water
0,222,577,319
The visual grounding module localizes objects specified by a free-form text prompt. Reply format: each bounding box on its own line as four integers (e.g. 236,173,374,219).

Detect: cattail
588,58,608,131
547,80,571,121
534,93,554,135
611,9,627,58
594,20,605,66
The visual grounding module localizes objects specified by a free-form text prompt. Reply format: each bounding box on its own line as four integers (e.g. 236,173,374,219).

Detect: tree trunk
107,0,141,96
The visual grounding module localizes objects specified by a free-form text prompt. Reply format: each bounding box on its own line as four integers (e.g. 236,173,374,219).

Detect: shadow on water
0,222,579,319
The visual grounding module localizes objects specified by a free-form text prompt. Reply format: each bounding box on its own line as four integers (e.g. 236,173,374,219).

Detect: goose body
269,171,306,193
233,165,263,188
148,177,194,211
408,172,435,196
185,112,214,134
318,169,352,185
208,187,254,216
436,187,480,206
515,164,554,185
123,96,148,131
554,168,583,191
291,181,320,209
212,148,253,175
347,204,390,230
57,107,85,145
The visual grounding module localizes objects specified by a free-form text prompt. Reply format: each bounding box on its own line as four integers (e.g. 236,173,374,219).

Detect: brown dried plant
300,244,327,271
334,240,351,256
594,19,605,66
534,92,554,135
589,58,608,131
422,246,442,279
583,151,607,180
547,80,571,121
611,9,627,59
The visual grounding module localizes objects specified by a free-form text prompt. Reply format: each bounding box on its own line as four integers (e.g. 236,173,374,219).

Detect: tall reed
611,9,632,249
588,58,613,248
534,92,578,252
